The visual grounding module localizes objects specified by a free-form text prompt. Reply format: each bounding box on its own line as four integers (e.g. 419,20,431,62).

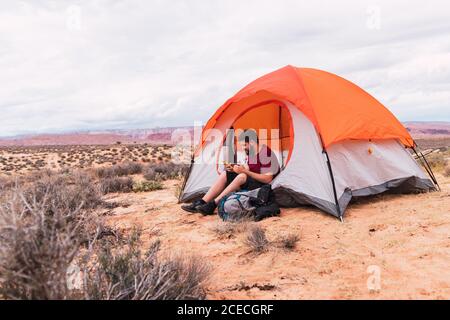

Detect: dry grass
0,183,99,299
0,164,209,300
444,165,450,177
275,233,300,251
212,221,252,239
244,225,269,253
22,170,104,211
426,152,447,170
84,229,210,300
0,176,15,193
240,224,299,253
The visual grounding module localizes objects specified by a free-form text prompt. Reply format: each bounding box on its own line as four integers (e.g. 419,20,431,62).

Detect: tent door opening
221,101,294,171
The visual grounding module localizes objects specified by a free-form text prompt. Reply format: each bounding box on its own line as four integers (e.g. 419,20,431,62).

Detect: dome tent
179,65,437,220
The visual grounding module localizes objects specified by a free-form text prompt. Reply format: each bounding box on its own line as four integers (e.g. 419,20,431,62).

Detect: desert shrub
84,229,210,300
90,224,125,247
212,221,251,239
174,181,183,199
0,186,97,300
26,168,55,182
100,177,133,194
444,165,450,177
69,171,104,209
143,162,188,181
95,162,143,179
143,167,157,180
425,152,447,170
244,225,269,253
275,234,299,250
22,170,103,211
121,162,143,175
132,180,163,192
0,176,15,192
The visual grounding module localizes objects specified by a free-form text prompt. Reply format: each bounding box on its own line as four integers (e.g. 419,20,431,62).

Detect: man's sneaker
181,199,206,213
197,201,217,216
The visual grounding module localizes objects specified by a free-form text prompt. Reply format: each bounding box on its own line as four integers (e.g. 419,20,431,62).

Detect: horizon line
0,120,449,139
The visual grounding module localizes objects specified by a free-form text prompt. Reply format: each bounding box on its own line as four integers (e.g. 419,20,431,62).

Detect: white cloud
0,0,449,136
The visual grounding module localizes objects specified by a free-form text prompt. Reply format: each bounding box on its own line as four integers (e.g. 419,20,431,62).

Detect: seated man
181,129,280,215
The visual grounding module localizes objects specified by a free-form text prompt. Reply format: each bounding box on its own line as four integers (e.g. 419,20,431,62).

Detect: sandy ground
103,175,450,300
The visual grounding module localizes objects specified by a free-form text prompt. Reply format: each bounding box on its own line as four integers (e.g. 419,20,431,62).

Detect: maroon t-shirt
246,145,280,176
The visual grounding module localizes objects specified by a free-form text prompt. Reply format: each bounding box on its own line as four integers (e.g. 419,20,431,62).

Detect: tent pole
411,143,440,191
418,150,440,191
323,149,343,221
414,149,437,187
317,134,342,221
178,152,195,203
278,105,284,170
413,148,434,179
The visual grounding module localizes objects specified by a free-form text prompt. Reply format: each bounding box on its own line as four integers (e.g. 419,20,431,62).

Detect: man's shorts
226,171,265,191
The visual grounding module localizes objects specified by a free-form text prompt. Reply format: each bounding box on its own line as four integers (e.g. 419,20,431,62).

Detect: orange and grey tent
179,65,438,219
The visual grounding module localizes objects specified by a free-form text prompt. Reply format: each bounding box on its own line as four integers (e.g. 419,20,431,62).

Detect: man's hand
233,165,247,174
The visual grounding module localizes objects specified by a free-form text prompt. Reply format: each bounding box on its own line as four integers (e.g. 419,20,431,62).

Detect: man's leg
213,173,247,204
202,171,227,202
197,173,247,216
181,171,227,213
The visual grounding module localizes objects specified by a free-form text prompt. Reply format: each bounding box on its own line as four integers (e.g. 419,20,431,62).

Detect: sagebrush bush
276,234,299,250
444,165,450,177
100,176,134,194
212,221,251,239
143,162,187,181
23,170,103,211
0,186,97,299
132,180,163,192
244,225,269,253
0,184,210,300
84,229,210,300
0,176,15,193
174,181,183,199
95,162,143,179
425,152,446,170
0,165,211,300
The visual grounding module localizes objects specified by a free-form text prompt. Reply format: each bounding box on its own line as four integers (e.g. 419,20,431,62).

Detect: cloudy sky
1,0,449,137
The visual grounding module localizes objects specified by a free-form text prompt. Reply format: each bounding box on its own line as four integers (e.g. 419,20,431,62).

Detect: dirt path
105,176,450,300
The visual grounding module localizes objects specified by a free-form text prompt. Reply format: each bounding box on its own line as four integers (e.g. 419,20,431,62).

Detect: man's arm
233,165,273,183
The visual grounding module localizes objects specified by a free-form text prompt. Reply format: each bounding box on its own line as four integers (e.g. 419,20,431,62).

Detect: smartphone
223,162,239,171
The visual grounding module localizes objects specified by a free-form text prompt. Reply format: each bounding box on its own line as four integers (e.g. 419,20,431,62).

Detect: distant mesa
0,122,448,146
403,121,450,139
